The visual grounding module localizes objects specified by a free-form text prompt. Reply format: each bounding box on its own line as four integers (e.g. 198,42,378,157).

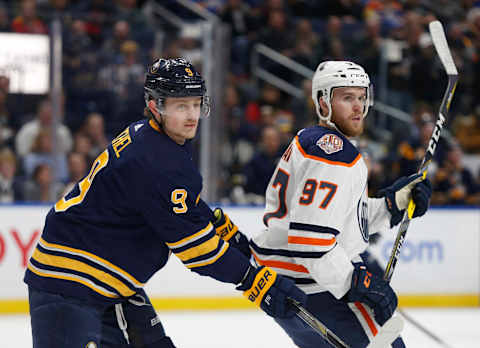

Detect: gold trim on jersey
38,238,144,288
31,249,136,297
174,234,222,262
27,262,119,298
166,223,213,248
185,242,229,269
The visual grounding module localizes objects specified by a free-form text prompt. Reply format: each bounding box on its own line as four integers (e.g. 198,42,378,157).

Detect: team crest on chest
317,134,343,154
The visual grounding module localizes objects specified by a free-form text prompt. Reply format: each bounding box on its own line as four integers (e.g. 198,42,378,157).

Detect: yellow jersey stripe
186,242,229,269
32,249,135,297
39,238,144,287
27,262,119,298
175,235,221,262
166,223,213,248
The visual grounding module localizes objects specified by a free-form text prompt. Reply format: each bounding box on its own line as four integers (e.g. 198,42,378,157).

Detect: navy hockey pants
28,286,176,348
275,291,405,348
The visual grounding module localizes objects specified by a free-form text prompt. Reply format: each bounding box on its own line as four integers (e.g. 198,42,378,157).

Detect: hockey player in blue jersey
213,61,432,347
24,57,306,348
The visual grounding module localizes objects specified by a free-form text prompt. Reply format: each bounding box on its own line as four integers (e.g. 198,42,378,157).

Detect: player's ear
318,96,328,116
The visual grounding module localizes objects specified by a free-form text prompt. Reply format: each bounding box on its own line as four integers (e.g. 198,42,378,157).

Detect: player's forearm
190,242,251,285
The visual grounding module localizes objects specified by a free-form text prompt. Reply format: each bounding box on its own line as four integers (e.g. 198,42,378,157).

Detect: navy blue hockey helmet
144,58,210,117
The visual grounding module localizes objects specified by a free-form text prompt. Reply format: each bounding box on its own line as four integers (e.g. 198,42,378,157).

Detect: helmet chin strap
317,99,343,135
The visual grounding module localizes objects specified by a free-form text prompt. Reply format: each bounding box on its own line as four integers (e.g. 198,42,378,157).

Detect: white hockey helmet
312,61,373,128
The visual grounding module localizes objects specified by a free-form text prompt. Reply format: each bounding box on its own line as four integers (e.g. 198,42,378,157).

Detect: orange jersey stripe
288,236,336,246
354,302,378,336
253,252,309,273
295,136,361,167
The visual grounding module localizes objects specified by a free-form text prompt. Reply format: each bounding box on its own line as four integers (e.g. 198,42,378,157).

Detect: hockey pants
274,291,406,348
28,286,175,348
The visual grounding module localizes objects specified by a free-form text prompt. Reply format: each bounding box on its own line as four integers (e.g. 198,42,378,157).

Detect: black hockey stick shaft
288,299,350,348
398,309,454,348
383,21,459,283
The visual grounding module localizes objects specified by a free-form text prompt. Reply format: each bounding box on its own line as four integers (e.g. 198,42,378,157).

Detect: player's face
162,96,202,144
330,87,366,137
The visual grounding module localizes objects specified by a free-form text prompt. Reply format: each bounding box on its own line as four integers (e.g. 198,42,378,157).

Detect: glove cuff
214,209,238,241
237,266,277,307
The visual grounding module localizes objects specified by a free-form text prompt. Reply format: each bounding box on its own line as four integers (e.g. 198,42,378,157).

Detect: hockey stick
289,299,350,348
383,20,459,282
290,299,405,348
398,309,454,348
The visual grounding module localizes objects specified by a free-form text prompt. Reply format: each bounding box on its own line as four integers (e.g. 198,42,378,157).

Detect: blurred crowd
0,0,479,206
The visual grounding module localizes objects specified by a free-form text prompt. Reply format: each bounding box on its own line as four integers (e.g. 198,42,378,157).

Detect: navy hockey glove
380,173,432,227
213,208,251,259
346,264,397,326
237,266,307,319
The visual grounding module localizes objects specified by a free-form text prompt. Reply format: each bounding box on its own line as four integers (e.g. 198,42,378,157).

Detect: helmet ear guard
144,58,211,118
312,61,373,128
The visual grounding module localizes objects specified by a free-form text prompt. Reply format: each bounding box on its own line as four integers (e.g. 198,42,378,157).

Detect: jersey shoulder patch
295,126,360,166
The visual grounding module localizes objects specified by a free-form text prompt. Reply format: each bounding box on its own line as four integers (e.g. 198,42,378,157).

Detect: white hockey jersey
251,125,391,299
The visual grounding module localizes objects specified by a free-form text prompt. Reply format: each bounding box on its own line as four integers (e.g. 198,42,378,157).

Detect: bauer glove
213,208,251,259
379,173,432,227
237,266,307,318
345,264,397,326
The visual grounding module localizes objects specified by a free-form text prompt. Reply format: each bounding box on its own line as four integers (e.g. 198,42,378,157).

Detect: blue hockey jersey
24,119,250,303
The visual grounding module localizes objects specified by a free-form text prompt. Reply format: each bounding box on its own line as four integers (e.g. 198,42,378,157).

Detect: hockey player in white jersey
213,61,432,347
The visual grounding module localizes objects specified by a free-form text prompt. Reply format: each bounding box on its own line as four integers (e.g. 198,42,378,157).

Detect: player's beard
335,117,364,137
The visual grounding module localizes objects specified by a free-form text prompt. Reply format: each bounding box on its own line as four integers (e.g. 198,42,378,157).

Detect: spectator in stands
116,0,153,49
98,40,145,132
60,151,88,197
73,0,117,45
257,8,295,79
0,148,23,202
290,19,320,71
0,4,9,32
242,126,282,199
72,132,95,166
81,112,109,157
245,84,284,126
431,143,480,205
11,0,48,34
397,119,434,177
22,128,69,182
0,89,14,149
23,163,64,203
100,19,131,63
220,0,259,75
63,19,97,94
288,78,316,131
454,110,480,154
15,99,73,158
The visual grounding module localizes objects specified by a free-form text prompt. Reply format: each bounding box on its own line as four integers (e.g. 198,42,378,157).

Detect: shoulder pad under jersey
295,126,361,166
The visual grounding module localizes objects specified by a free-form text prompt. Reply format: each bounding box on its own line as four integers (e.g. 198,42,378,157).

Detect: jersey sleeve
141,175,250,285
367,197,391,234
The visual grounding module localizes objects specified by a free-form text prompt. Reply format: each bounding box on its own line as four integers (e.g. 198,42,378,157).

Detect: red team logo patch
317,134,343,154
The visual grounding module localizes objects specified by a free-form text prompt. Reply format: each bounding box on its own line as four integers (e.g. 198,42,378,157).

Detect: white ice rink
1,308,479,347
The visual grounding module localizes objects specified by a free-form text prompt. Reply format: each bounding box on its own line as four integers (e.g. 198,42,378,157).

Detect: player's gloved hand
379,173,432,227
213,208,251,258
236,266,307,319
345,264,397,326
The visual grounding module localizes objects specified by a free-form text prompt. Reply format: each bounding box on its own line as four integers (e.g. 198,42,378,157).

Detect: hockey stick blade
366,316,404,348
429,21,458,76
288,299,350,348
383,20,459,283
